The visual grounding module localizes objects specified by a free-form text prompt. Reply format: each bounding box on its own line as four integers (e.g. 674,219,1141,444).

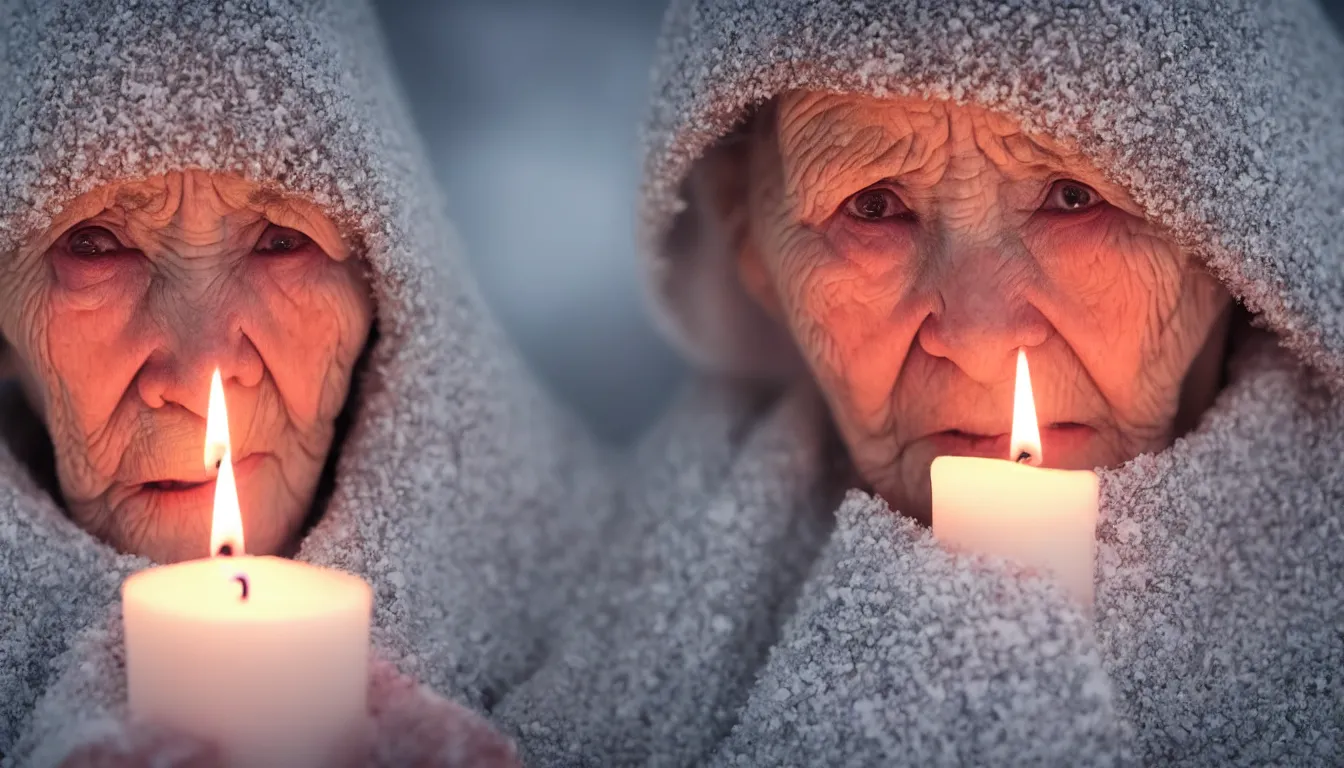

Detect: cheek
1029,211,1191,420
1035,213,1179,341
244,254,371,427
764,217,926,434
45,255,153,435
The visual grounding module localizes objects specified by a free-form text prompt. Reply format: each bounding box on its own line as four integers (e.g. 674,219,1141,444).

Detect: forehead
775,92,1070,170
111,172,269,221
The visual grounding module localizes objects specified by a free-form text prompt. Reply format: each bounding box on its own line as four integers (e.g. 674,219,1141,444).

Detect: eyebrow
789,124,938,225
248,187,286,208
113,186,158,210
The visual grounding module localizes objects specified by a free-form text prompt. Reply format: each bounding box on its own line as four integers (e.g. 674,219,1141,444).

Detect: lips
143,479,211,492
928,430,1010,458
926,423,1093,460
136,453,270,496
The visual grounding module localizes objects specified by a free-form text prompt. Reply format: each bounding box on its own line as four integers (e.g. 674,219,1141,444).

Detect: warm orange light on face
206,368,244,557
1009,348,1043,466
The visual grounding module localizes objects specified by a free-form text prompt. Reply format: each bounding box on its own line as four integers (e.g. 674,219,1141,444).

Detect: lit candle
122,370,373,768
931,349,1099,605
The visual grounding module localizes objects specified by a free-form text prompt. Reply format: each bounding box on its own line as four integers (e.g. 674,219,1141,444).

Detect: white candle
931,349,1099,605
122,370,372,768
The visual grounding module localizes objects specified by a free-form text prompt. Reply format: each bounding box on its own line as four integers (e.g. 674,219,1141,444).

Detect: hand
59,722,220,768
58,661,517,768
366,658,520,768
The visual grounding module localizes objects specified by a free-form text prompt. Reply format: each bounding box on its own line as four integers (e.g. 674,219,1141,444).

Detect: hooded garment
496,0,1344,765
0,1,614,765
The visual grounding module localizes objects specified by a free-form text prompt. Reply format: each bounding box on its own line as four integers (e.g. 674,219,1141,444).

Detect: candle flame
206,368,244,557
204,369,230,472
1009,348,1043,466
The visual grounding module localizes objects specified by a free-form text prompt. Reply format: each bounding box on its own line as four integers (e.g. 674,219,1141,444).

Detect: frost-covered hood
640,0,1344,383
0,0,610,760
618,4,1344,765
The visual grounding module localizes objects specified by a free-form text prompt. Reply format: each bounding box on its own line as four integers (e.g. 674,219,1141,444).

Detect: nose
135,312,265,417
916,245,1051,384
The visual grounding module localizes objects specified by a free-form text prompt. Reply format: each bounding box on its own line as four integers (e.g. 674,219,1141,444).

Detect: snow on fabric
499,0,1343,765
499,384,1132,765
0,0,612,764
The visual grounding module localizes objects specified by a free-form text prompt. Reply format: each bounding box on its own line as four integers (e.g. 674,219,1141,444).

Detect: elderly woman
0,1,609,765
497,0,1344,765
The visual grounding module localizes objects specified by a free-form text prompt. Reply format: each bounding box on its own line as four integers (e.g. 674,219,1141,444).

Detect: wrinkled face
0,170,374,562
737,93,1233,523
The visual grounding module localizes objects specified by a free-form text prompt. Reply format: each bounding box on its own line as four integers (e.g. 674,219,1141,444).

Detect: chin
880,478,934,527
234,454,310,558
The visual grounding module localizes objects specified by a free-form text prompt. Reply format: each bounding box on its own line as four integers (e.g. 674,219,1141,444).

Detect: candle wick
1016,451,1034,464
217,544,234,557
234,574,249,601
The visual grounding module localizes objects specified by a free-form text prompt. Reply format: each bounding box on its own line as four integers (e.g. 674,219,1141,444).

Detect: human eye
253,224,313,254
1040,179,1105,213
842,184,915,222
65,225,129,256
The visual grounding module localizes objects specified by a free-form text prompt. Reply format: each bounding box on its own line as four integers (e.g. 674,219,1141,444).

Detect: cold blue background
375,0,1344,443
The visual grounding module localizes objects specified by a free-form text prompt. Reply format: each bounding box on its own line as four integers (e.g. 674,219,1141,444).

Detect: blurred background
374,0,1344,444
375,0,677,444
